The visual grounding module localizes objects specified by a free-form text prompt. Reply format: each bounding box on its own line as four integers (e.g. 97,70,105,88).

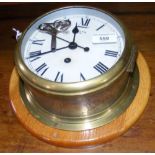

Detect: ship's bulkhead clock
14,6,139,131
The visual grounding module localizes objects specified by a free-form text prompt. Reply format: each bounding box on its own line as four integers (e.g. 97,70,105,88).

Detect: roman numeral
80,73,86,81
105,50,118,57
54,72,63,82
96,24,105,31
94,62,109,74
29,50,41,58
31,39,45,45
81,18,90,27
36,63,47,72
35,63,49,76
41,67,49,76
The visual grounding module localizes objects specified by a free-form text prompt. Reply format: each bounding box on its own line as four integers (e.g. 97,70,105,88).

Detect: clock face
22,7,125,83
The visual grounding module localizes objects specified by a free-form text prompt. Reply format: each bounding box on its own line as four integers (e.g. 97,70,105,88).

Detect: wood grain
1,2,155,20
9,52,151,148
0,3,155,152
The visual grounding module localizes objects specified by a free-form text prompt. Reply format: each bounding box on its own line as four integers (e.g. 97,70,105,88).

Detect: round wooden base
9,52,151,148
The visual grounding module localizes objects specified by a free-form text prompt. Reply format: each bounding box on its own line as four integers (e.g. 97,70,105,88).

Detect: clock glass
21,7,125,83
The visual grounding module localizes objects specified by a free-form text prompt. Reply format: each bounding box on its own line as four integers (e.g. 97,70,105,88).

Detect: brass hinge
127,45,138,73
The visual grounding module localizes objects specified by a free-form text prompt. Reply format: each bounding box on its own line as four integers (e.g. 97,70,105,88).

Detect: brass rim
14,6,136,96
19,65,139,131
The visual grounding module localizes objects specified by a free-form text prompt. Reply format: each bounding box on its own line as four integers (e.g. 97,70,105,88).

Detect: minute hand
27,46,69,59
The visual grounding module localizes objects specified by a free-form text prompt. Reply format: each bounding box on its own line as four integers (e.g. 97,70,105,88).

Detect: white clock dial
23,13,125,83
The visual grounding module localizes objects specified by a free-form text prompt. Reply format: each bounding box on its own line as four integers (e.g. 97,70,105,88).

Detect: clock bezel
15,5,135,96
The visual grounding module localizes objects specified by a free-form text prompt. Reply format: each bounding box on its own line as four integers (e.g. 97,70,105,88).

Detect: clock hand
56,23,88,44
77,45,90,52
70,23,90,51
51,19,71,51
38,23,58,52
53,25,90,52
56,36,89,51
38,19,71,52
26,46,69,59
72,23,79,43
56,36,70,43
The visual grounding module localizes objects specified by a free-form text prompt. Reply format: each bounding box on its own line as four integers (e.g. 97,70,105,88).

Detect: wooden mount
9,52,151,148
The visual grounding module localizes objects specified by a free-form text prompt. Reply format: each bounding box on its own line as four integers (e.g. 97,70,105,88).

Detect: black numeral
81,18,90,27
32,39,45,45
36,63,47,72
105,50,118,57
41,67,49,76
29,50,41,57
54,72,63,82
96,24,105,31
35,63,49,76
94,62,109,74
80,73,86,81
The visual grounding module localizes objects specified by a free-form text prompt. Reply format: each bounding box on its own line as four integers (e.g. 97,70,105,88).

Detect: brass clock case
19,67,139,131
14,6,139,131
